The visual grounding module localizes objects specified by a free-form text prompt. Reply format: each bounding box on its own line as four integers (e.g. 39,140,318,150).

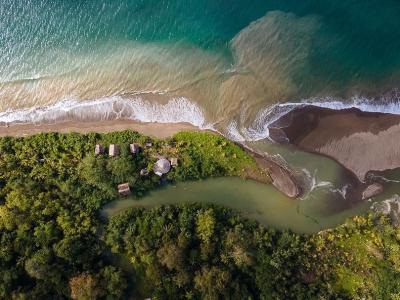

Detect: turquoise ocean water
1,0,400,139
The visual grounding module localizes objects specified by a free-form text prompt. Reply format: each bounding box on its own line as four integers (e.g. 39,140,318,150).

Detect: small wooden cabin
109,144,120,157
130,143,141,154
170,158,178,166
95,144,105,155
140,169,149,177
117,183,131,196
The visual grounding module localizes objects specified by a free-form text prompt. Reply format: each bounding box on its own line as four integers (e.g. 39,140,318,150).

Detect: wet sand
0,119,200,139
269,106,400,182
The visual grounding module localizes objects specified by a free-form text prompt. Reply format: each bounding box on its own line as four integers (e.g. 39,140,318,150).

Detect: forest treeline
0,131,399,299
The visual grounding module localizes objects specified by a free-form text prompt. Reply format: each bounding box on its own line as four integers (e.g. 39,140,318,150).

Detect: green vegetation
0,130,399,299
106,206,400,300
171,132,264,181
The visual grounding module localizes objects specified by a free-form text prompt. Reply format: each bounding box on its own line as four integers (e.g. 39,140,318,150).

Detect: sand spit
269,106,400,182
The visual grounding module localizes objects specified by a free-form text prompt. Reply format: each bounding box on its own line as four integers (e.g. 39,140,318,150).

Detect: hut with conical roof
153,158,171,176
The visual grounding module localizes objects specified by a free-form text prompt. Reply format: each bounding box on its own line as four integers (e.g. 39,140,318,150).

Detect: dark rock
253,153,302,198
362,183,384,200
371,195,400,227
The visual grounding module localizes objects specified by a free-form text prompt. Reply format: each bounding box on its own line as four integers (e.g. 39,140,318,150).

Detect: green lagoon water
103,140,400,234
2,1,400,229
102,178,370,234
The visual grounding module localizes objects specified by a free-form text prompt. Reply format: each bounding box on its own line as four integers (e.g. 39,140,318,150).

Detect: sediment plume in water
3,3,400,133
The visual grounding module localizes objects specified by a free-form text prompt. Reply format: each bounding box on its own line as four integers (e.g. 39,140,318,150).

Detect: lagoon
102,177,371,234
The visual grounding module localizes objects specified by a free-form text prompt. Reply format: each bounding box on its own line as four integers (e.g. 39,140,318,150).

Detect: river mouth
265,105,400,200
102,177,374,234
268,106,400,180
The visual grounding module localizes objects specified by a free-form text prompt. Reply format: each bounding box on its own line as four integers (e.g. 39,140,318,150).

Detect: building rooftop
140,169,149,176
95,144,104,155
130,143,141,154
170,157,178,166
153,158,171,176
117,183,131,196
109,144,120,157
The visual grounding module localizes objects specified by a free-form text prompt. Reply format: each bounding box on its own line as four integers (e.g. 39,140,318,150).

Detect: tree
194,266,230,300
78,155,114,195
24,249,52,280
157,242,184,271
99,266,127,300
106,155,137,184
196,209,215,243
69,273,103,300
0,205,16,230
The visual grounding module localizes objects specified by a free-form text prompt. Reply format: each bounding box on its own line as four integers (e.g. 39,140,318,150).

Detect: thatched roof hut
140,169,149,176
130,143,141,154
109,144,120,157
153,158,171,176
170,158,178,166
117,183,131,196
95,144,104,155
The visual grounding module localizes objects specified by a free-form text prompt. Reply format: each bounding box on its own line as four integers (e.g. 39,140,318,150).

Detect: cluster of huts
95,142,178,197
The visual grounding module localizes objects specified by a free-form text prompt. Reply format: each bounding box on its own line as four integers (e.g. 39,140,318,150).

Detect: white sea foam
228,94,400,142
367,174,400,184
304,169,332,191
2,92,400,146
298,168,334,200
0,96,213,130
225,121,246,141
330,184,351,199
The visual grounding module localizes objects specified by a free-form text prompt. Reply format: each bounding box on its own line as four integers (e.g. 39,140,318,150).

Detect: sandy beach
0,119,201,139
269,106,400,182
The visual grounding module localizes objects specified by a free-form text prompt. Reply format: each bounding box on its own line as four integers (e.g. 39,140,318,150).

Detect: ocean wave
228,94,400,142
0,96,213,130
2,92,400,146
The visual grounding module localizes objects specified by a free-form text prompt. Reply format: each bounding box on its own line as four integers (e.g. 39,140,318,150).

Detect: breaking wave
227,93,400,142
0,96,213,130
3,92,400,147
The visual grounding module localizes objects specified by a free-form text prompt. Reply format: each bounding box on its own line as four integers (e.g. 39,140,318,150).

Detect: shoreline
3,106,397,201
269,106,400,182
0,119,201,139
268,106,400,200
0,118,303,198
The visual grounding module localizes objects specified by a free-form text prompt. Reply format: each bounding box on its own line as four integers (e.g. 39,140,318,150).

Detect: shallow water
102,177,370,234
2,0,400,137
